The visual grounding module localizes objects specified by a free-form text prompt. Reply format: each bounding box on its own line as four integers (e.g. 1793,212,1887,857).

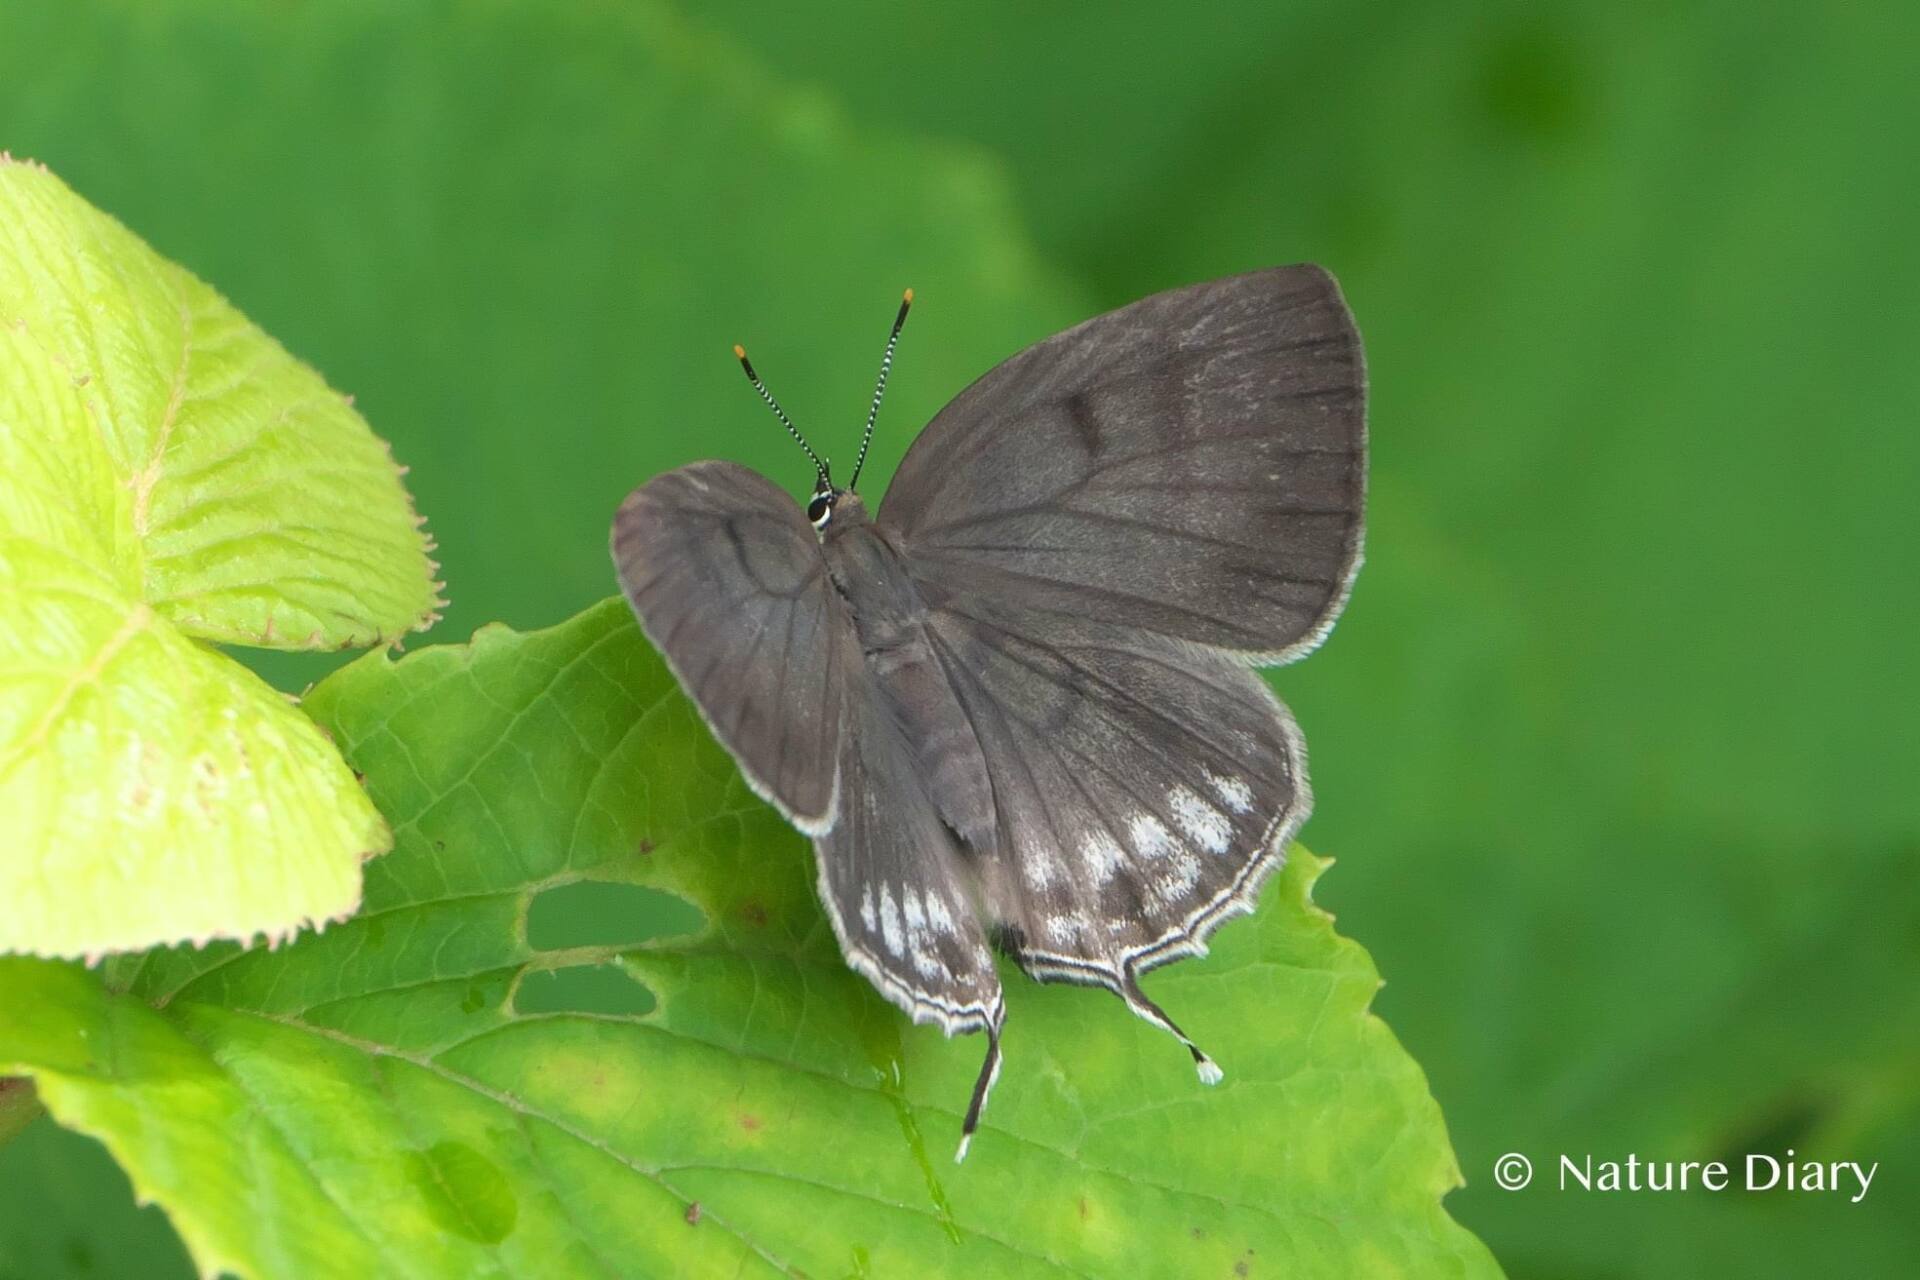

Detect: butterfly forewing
881,265,1365,662
612,461,852,832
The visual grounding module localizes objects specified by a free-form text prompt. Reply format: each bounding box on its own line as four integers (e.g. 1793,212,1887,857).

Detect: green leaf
0,601,1498,1277
0,157,439,957
0,157,440,648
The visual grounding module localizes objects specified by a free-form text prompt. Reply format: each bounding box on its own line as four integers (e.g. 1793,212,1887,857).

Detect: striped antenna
848,288,912,492
734,343,830,487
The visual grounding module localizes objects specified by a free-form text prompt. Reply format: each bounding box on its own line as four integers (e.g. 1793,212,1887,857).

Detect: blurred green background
3,1,1916,1276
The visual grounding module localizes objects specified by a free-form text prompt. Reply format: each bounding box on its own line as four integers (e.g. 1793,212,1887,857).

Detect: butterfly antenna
734,343,831,487
849,287,912,492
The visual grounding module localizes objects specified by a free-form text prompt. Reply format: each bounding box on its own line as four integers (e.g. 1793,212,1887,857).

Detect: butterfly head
807,480,869,534
806,477,837,530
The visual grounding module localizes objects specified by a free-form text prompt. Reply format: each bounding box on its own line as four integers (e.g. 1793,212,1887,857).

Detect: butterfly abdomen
825,519,998,854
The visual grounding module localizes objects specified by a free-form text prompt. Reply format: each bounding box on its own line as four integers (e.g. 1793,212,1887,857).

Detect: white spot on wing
1206,770,1254,815
1045,910,1094,945
900,890,945,979
879,884,903,955
1081,830,1125,884
1024,851,1062,890
859,885,877,933
1128,813,1179,861
1156,851,1202,902
1169,785,1232,854
925,894,956,936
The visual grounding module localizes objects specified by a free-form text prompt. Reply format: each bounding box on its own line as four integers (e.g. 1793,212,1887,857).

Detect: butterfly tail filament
1119,970,1224,1085
954,1013,1003,1163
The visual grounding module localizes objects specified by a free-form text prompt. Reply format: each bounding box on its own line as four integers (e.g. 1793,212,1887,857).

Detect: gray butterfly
611,266,1365,1159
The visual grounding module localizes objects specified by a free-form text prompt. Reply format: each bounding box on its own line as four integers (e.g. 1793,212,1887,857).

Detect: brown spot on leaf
684,1201,701,1226
1076,1196,1089,1221
737,1112,762,1133
191,755,221,815
738,900,768,927
637,837,656,856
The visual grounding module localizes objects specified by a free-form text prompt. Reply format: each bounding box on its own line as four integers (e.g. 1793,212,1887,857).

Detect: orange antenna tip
732,343,746,360
903,287,914,303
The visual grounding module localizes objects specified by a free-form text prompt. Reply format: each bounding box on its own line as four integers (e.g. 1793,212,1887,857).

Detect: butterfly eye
806,494,833,529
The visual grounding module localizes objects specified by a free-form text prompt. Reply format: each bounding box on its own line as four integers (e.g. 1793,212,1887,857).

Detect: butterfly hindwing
812,666,1007,1146
812,672,1004,1032
881,264,1365,662
927,598,1306,989
612,461,852,833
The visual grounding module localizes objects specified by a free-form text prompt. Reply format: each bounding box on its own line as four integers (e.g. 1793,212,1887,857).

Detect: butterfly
611,266,1366,1159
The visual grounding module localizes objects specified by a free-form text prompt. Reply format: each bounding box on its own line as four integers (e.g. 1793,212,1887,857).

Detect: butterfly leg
1118,968,1223,1085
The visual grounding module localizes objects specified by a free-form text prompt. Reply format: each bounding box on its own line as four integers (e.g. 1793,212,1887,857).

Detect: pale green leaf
0,156,441,648
0,157,437,956
0,601,1498,1277
0,542,385,956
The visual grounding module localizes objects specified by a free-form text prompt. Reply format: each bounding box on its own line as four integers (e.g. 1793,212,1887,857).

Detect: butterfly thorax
817,494,910,651
822,499,999,855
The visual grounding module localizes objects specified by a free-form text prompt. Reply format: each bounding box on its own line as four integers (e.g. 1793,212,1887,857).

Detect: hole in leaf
513,963,656,1017
526,879,703,950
